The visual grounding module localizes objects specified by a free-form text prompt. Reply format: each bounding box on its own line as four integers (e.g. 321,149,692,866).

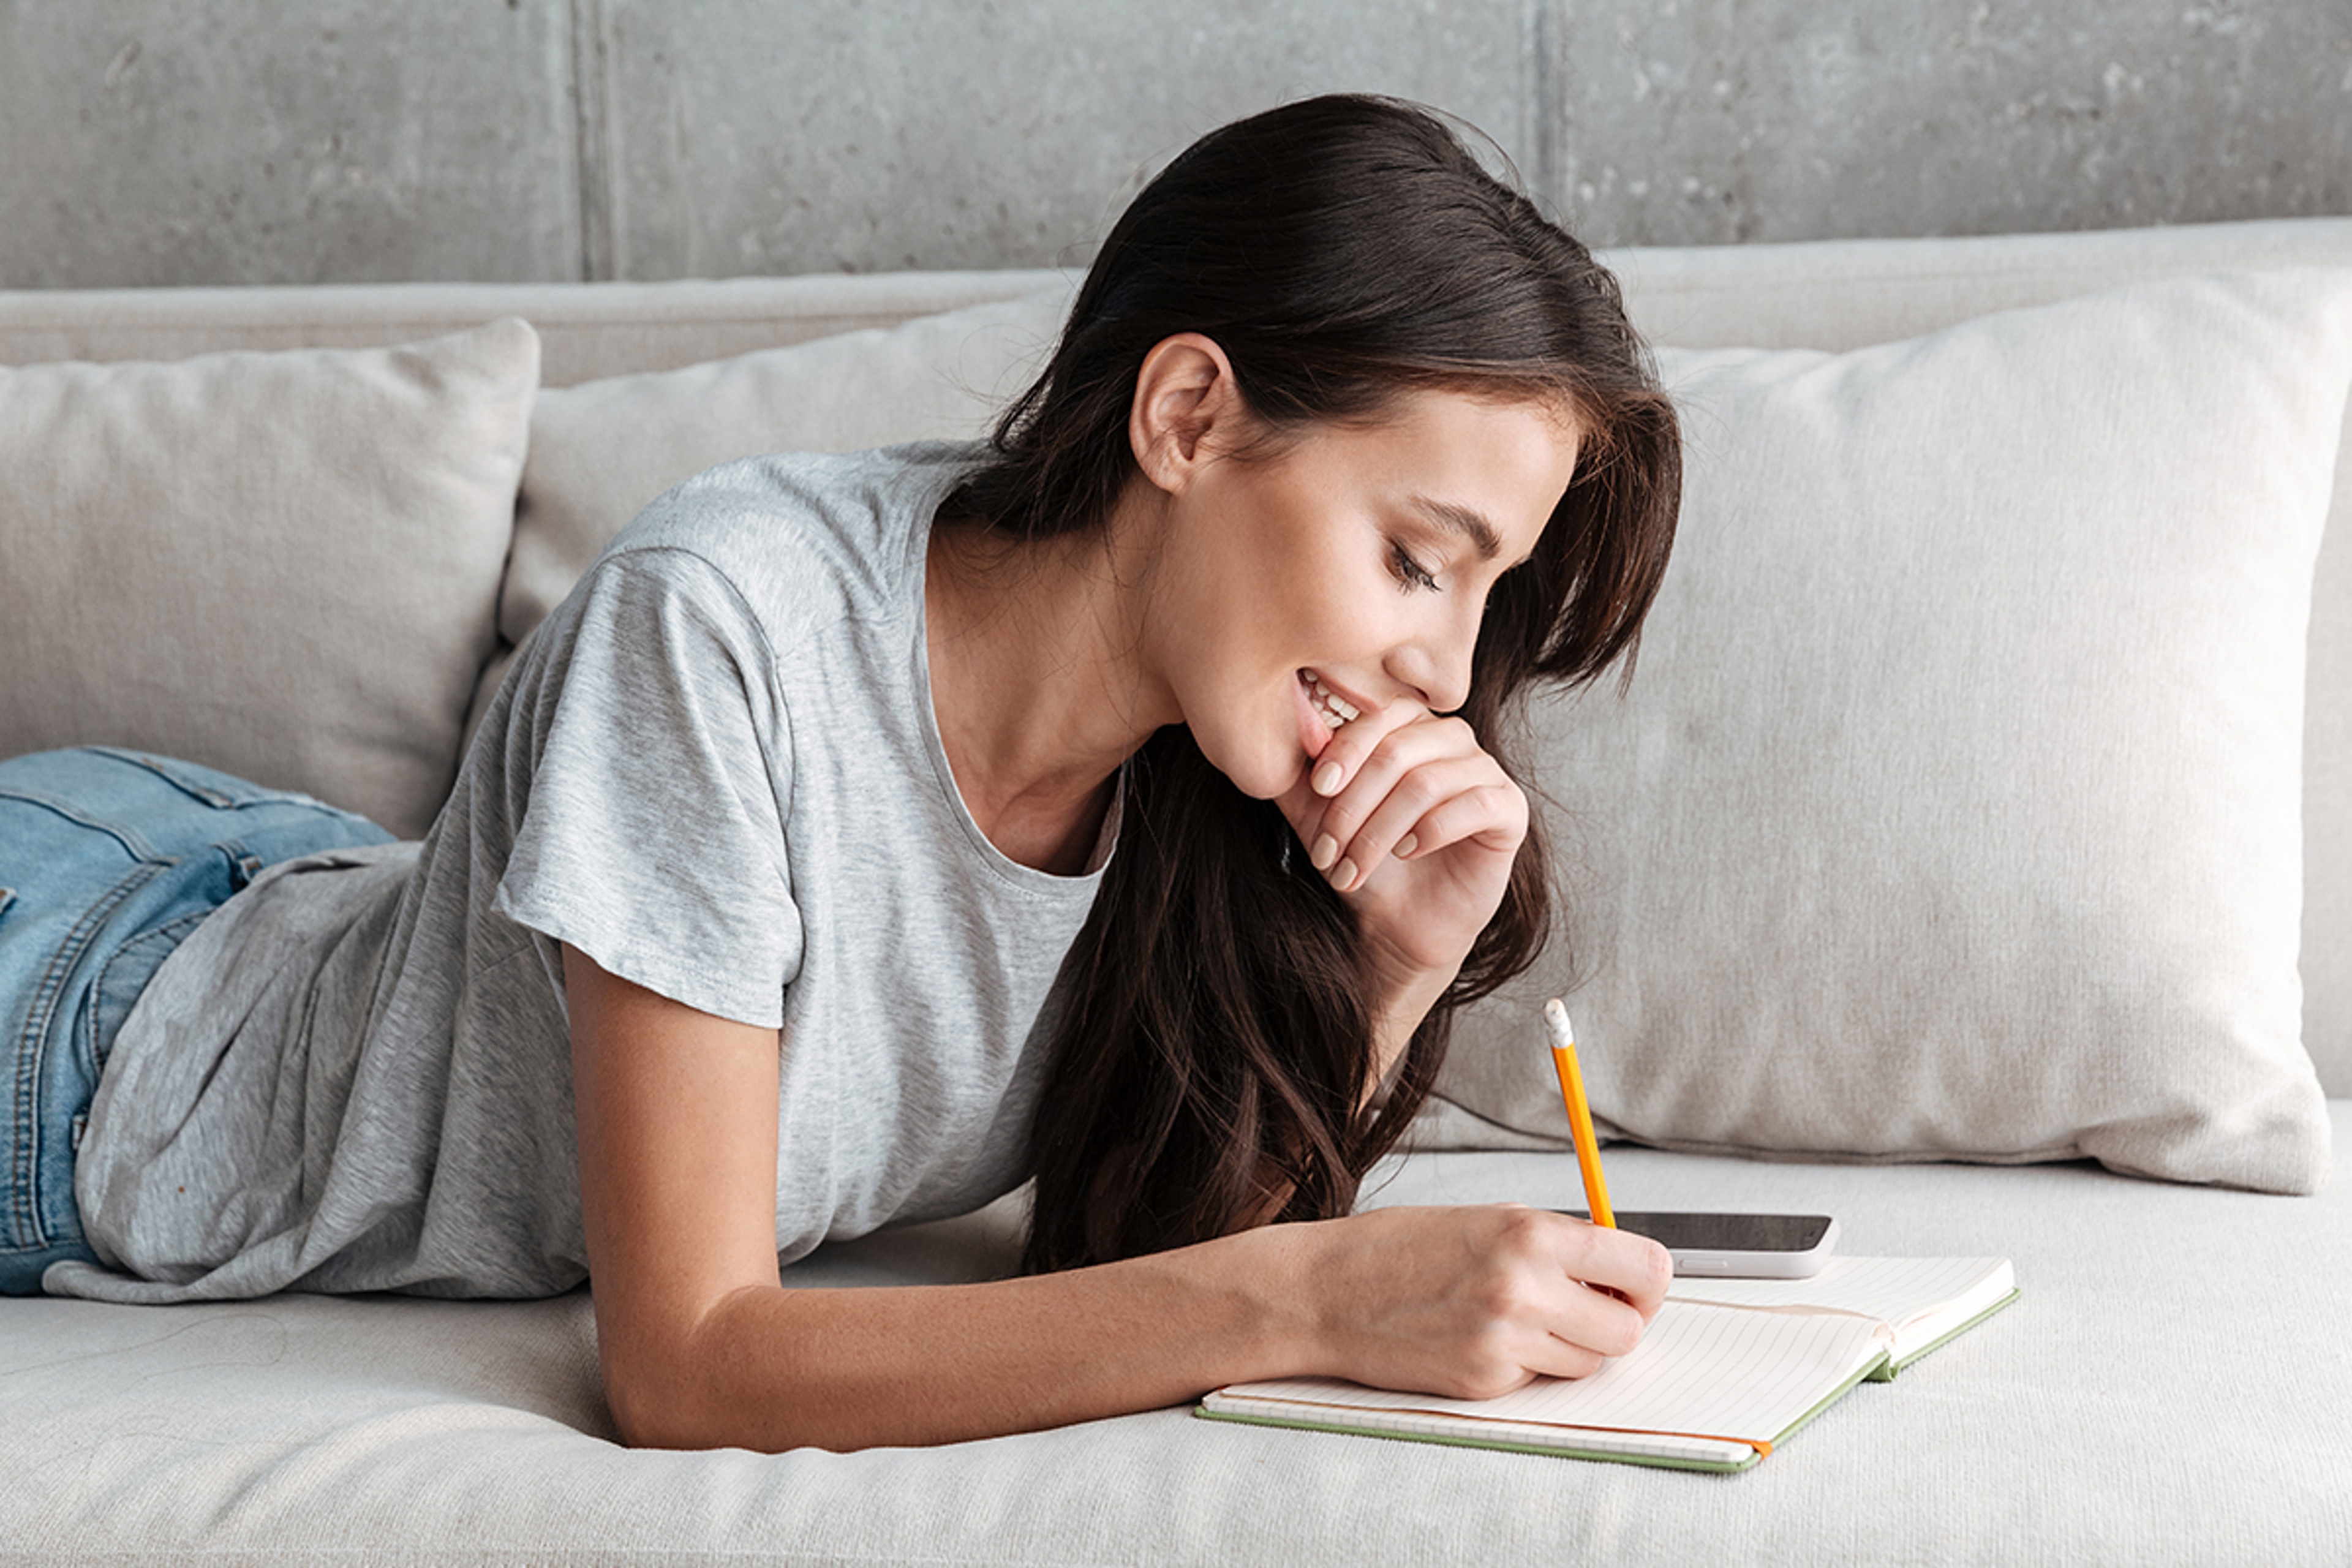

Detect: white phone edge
1667,1215,1841,1279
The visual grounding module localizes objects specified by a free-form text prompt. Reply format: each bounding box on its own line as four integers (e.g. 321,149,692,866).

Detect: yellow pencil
1544,998,1614,1228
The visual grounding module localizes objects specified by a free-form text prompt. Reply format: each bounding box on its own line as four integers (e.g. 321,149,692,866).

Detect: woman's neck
922,512,1172,875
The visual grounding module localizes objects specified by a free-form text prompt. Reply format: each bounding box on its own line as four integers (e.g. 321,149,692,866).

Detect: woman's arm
563,944,1670,1453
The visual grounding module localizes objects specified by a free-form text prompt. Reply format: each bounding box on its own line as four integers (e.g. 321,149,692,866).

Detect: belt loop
224,845,266,890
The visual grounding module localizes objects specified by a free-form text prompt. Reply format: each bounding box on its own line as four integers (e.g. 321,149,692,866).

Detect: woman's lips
1294,668,1334,760
1294,668,1361,760
1301,668,1362,726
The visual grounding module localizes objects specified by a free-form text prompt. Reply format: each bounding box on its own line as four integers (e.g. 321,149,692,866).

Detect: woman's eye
1389,542,1439,592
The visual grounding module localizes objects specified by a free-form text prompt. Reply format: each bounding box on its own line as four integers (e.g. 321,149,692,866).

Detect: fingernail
1312,761,1343,796
1395,833,1418,858
1329,856,1357,891
1310,833,1338,871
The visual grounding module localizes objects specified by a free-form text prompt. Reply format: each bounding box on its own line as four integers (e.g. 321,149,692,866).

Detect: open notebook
1197,1256,2017,1472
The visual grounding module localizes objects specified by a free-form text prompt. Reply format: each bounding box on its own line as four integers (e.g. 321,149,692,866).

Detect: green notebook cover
1196,1260,2016,1472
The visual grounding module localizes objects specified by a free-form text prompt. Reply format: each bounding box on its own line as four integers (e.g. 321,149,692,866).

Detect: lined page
1215,1300,1886,1446
1669,1256,2013,1355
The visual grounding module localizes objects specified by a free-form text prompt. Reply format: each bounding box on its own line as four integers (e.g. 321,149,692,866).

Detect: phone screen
1561,1211,1835,1252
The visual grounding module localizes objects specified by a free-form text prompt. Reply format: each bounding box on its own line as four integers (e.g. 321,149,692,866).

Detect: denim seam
91,748,343,822
9,859,169,1247
0,786,162,863
89,748,239,808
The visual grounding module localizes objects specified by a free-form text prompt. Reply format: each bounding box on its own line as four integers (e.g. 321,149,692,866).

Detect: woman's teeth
1301,669,1359,730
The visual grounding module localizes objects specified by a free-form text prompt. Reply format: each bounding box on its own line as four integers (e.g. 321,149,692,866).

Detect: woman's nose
1390,614,1477,714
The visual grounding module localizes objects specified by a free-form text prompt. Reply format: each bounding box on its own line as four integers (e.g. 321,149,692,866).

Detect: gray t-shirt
51,442,1110,1302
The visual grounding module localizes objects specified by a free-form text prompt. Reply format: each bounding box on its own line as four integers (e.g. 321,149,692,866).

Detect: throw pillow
466,287,1068,742
496,285,1072,687
0,320,539,839
1430,269,2352,1194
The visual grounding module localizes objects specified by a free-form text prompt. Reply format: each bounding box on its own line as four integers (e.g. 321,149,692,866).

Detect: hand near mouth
1273,698,1531,999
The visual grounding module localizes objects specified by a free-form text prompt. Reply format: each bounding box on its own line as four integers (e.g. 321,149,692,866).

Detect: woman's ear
1128,333,1246,496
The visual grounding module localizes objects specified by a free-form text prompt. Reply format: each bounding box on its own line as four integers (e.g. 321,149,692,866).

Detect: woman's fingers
1324,759,1521,893
1274,709,1534,986
1306,1206,1675,1401
1294,716,1523,894
1564,1219,1675,1324
1302,698,1430,801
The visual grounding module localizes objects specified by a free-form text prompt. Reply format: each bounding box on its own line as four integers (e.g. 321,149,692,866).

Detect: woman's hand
1284,1204,1675,1399
1274,704,1528,995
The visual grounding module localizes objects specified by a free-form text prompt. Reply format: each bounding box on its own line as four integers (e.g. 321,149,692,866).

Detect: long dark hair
943,95,1682,1273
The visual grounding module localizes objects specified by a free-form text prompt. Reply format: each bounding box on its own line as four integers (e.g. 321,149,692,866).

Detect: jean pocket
88,908,211,1076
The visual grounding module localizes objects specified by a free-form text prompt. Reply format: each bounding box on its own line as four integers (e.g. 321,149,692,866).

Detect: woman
0,94,1681,1451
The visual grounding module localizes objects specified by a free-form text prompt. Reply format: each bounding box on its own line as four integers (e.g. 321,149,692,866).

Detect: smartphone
1557,1210,1840,1278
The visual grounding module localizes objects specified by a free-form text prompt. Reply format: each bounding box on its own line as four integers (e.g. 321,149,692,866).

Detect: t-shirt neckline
900,447,1120,897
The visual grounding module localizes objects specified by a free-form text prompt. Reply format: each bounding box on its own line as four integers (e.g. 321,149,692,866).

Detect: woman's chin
1193,733,1298,803
1193,690,1332,802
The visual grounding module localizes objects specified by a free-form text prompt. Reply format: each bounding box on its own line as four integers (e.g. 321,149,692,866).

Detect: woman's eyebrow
1406,494,1503,561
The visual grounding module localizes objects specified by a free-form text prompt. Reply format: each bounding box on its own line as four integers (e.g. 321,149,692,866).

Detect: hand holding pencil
1248,999,1668,1398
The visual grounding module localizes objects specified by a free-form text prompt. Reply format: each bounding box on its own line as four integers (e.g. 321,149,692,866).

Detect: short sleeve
495,547,802,1027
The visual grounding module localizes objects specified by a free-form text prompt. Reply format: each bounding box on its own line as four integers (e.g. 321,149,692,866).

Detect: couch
2,216,2348,1566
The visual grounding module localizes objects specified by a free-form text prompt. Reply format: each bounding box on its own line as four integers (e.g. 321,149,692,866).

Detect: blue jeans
0,748,394,1293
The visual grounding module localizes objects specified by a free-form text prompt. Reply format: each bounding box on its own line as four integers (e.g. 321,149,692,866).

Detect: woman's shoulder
597,441,985,628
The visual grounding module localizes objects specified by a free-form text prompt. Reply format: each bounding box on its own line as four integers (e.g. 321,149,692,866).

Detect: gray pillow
475,287,1074,738
1430,270,2352,1194
0,320,538,839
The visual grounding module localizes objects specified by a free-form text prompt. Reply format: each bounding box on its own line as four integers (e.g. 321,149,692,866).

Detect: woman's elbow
595,1306,784,1452
600,1348,725,1450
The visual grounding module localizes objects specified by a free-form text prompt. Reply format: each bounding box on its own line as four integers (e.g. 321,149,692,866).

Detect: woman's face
1147,387,1581,800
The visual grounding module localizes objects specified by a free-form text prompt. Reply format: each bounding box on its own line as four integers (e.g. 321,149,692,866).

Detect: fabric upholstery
4,1106,2345,1564
1431,271,2352,1191
0,271,1068,389
0,320,538,839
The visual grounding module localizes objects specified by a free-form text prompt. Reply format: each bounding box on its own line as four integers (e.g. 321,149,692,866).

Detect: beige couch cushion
1431,270,2351,1193
0,320,538,839
4,1110,2349,1564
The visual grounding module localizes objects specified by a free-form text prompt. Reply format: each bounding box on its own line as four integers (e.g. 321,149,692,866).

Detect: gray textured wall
2,0,2346,288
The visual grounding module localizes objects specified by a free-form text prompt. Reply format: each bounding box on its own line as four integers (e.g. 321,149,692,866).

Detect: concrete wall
2,0,2345,288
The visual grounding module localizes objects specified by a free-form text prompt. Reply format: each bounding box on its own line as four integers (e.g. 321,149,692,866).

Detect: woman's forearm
606,1223,1319,1452
609,1200,1673,1453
